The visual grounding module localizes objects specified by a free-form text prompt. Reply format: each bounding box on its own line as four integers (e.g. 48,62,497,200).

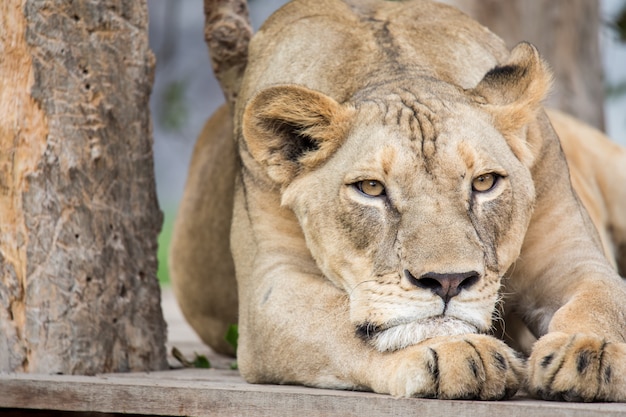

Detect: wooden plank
3,289,626,416
2,370,626,417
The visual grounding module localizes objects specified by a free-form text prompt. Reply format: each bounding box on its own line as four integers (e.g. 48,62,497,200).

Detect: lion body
171,0,626,400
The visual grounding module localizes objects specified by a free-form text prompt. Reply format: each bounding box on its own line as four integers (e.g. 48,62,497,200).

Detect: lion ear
471,42,553,166
242,85,354,185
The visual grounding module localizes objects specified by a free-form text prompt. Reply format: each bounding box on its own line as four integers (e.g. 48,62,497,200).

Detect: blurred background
147,0,626,284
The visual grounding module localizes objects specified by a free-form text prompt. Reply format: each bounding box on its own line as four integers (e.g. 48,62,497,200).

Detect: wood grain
2,370,626,417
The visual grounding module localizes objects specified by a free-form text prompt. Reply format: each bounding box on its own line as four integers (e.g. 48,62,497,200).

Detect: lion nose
405,270,480,302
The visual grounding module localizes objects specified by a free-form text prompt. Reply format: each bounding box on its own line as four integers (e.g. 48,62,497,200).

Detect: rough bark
448,0,605,130
203,0,252,110
0,0,167,374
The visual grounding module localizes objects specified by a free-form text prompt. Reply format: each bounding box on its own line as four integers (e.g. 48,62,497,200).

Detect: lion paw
529,332,626,401
388,335,525,399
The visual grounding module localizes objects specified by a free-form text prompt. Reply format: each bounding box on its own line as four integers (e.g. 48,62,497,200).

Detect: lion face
281,89,535,351
243,43,549,352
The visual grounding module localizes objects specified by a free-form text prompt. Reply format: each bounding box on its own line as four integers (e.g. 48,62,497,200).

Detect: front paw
387,334,525,400
529,332,626,401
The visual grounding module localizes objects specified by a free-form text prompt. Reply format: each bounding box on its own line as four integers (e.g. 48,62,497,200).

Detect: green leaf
159,79,189,132
171,347,211,369
225,324,239,353
192,353,211,369
157,208,176,285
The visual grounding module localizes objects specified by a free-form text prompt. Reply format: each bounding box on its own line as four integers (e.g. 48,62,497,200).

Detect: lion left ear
242,85,354,185
470,42,553,166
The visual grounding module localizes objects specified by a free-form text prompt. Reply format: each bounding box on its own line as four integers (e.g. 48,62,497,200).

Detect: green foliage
225,324,239,370
157,208,175,284
225,324,239,352
159,80,189,132
171,347,211,369
192,354,211,369
607,80,626,99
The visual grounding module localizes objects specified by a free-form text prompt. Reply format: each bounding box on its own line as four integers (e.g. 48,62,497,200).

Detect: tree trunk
0,0,167,374
448,0,605,130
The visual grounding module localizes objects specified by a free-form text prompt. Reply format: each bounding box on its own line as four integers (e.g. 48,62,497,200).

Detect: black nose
405,270,479,302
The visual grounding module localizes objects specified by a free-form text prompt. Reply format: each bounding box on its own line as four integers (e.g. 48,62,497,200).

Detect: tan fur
170,0,626,401
169,105,238,356
548,108,626,273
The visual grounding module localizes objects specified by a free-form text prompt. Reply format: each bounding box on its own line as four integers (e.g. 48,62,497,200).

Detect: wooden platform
2,288,626,416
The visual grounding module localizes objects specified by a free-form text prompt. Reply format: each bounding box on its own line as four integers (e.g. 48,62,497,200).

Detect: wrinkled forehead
347,87,502,169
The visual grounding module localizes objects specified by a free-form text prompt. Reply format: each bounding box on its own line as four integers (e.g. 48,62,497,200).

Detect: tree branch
204,0,252,109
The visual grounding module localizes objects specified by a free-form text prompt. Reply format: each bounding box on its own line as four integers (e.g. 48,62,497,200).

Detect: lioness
170,0,626,401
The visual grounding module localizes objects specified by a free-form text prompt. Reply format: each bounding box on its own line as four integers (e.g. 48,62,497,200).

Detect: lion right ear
470,42,553,166
242,85,354,185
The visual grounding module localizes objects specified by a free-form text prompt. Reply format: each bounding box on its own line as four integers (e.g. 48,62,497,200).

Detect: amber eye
472,173,498,192
356,180,386,197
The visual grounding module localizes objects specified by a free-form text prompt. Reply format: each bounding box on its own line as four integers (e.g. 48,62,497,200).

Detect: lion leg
519,235,626,401
521,259,626,401
169,105,238,356
604,153,626,276
506,115,626,401
550,109,626,276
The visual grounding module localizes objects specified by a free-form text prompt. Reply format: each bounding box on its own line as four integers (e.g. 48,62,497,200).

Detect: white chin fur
371,317,479,352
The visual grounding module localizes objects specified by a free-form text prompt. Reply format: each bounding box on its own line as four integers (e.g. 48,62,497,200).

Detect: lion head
242,42,551,352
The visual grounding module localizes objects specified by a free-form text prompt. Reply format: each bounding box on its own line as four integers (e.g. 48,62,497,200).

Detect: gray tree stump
0,0,167,374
